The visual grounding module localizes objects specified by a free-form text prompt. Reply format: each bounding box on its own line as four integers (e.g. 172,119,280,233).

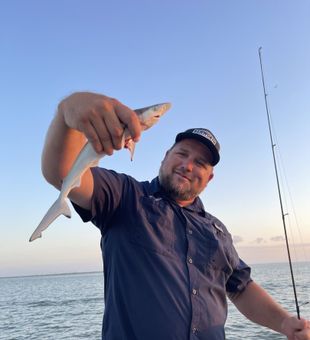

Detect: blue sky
1,0,309,277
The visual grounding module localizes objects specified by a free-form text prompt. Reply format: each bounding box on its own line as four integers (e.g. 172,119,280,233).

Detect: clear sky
1,0,309,277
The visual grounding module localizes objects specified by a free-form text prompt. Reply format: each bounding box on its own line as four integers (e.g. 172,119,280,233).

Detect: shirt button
188,229,193,235
188,257,193,264
192,288,197,295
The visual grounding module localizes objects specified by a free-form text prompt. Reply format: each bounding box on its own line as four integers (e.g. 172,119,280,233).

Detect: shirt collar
149,177,206,215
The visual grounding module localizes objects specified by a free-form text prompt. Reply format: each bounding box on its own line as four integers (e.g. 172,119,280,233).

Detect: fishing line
258,47,301,319
276,146,309,264
271,124,308,297
268,126,300,262
258,59,309,266
276,139,310,314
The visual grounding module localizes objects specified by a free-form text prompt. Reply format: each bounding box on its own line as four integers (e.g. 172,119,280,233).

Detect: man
42,91,310,339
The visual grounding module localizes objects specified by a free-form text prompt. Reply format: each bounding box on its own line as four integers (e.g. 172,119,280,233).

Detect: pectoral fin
125,140,136,161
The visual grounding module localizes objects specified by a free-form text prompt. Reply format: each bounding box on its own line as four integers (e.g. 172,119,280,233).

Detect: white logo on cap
192,129,217,146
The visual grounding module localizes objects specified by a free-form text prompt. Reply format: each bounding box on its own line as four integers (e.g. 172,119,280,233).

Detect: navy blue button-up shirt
73,168,252,340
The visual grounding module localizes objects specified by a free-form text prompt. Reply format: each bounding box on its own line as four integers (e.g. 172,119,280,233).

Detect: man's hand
230,281,310,339
281,316,310,340
41,91,142,209
58,92,141,154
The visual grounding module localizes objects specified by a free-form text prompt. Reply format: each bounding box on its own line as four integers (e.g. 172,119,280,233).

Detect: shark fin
89,158,100,168
71,176,81,190
125,140,136,161
29,197,71,242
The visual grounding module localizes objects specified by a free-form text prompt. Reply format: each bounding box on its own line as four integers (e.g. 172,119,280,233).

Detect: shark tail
29,197,71,242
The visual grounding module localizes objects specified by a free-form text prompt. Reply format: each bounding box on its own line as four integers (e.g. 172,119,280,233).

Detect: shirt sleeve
226,258,252,293
71,167,128,232
210,216,253,294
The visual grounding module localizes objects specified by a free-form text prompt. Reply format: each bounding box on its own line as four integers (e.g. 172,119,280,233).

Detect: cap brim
175,132,220,166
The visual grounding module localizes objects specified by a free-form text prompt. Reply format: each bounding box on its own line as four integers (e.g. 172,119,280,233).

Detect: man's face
158,139,214,206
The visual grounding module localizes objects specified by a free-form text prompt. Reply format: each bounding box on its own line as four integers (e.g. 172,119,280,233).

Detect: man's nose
181,158,194,172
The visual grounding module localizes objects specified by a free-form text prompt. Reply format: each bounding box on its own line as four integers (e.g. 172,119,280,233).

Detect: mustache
174,169,192,182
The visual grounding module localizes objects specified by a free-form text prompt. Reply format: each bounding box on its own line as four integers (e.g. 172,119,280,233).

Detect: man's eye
177,152,187,156
196,160,207,167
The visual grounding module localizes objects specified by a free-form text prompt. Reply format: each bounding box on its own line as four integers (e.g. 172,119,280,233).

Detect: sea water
0,272,103,339
226,262,310,339
1,262,309,340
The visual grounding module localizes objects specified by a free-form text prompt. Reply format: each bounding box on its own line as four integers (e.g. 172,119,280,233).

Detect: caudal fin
29,198,71,242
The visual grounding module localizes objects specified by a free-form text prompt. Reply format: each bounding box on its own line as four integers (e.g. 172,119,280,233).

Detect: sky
1,0,309,277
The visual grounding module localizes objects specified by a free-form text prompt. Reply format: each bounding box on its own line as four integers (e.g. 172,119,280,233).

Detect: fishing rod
258,47,300,319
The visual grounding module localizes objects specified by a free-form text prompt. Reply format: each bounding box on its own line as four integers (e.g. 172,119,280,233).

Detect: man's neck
174,197,196,207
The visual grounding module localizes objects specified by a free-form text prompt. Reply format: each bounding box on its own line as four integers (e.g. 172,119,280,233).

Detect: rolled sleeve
226,258,252,293
71,167,127,232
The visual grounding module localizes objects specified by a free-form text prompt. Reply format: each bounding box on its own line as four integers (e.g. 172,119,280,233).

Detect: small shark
29,102,171,242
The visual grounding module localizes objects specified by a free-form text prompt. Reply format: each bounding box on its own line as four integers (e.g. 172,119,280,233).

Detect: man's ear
162,150,170,161
160,150,169,167
208,173,214,182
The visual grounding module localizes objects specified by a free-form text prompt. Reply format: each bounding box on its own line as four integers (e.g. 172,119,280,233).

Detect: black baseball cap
175,128,220,166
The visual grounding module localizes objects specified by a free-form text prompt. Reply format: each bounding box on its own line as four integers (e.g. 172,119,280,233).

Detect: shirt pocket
202,234,234,283
130,196,174,257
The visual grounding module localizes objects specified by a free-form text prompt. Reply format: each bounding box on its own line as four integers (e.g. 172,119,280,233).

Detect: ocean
1,262,309,340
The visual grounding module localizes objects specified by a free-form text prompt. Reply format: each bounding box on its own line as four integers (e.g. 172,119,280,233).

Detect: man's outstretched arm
229,280,310,339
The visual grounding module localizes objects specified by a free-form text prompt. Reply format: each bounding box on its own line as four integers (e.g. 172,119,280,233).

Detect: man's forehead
174,139,213,161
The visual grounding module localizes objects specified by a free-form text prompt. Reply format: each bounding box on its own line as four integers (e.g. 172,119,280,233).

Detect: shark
29,102,171,242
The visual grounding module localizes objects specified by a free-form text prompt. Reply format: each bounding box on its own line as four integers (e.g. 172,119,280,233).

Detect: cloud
233,235,243,244
252,237,266,244
270,235,285,242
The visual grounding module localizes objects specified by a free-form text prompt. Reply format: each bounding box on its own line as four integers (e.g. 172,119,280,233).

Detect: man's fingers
295,317,308,330
88,108,121,154
78,119,103,154
61,93,141,153
90,118,114,155
294,318,310,340
114,101,141,142
99,101,127,150
283,317,310,340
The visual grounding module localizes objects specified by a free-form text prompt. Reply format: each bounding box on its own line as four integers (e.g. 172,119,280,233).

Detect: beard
158,167,201,202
